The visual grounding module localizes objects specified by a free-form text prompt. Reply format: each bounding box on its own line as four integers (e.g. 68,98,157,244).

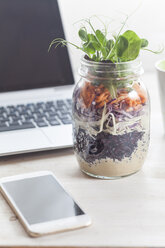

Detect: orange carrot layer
132,82,147,104
80,81,147,111
80,82,111,108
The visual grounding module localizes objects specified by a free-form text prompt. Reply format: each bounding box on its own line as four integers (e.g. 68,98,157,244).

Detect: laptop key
48,119,60,126
21,113,33,119
18,110,28,115
56,100,65,107
1,110,8,116
23,116,33,121
61,119,72,125
46,116,58,121
0,123,8,128
46,111,56,117
26,103,35,108
58,113,71,120
34,113,45,119
11,116,21,122
46,101,54,106
7,106,16,113
36,102,44,106
0,116,9,122
21,121,35,127
67,99,72,105
60,115,72,124
60,109,69,115
35,120,48,127
0,107,5,113
9,121,20,127
31,110,41,114
59,113,72,124
0,119,9,124
7,113,18,118
17,104,25,107
16,105,25,112
51,105,57,111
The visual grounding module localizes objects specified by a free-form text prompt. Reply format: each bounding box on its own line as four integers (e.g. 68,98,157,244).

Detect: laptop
0,0,74,156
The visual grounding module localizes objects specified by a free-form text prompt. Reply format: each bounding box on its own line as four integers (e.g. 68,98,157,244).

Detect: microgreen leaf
78,28,88,42
96,30,106,46
141,39,148,48
101,47,108,58
106,39,114,52
117,30,142,61
83,42,96,55
88,34,101,51
116,36,129,57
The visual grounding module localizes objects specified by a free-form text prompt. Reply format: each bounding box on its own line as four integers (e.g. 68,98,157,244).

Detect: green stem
142,47,164,54
85,19,107,59
48,39,85,53
106,16,128,61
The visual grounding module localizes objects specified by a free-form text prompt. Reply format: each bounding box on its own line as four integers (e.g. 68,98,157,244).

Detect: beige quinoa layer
76,134,149,178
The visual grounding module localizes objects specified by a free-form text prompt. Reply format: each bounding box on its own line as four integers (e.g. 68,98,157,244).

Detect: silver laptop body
0,0,74,156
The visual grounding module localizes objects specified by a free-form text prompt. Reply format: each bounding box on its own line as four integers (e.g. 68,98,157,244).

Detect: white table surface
0,72,165,248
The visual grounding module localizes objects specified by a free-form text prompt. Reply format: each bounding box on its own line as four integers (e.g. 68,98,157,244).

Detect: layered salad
48,16,161,177
73,79,150,178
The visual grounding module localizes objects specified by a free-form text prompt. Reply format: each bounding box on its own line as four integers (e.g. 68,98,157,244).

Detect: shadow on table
0,147,74,166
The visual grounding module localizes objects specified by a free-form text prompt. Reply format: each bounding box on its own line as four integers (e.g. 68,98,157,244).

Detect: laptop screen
0,0,74,92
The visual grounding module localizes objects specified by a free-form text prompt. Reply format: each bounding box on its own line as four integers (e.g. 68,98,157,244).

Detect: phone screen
1,175,84,225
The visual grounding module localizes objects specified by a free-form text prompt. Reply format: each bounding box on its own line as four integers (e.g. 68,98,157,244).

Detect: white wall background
58,0,165,77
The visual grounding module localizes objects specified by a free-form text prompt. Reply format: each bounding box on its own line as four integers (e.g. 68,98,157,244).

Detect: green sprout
48,16,163,99
48,16,163,63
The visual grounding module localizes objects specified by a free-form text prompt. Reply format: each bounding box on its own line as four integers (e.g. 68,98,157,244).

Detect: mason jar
72,56,150,179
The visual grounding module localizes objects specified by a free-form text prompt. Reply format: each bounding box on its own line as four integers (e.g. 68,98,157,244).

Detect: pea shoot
48,17,163,63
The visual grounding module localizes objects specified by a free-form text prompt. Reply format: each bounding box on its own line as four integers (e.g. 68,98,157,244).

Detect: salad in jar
49,17,162,178
72,58,150,178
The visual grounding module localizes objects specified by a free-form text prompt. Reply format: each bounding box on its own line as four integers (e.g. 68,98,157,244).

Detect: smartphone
0,171,91,237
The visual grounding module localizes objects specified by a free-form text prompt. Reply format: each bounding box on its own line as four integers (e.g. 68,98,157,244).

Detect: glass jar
72,57,150,179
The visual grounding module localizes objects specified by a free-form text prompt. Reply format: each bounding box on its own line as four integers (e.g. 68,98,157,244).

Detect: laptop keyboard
0,99,72,132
